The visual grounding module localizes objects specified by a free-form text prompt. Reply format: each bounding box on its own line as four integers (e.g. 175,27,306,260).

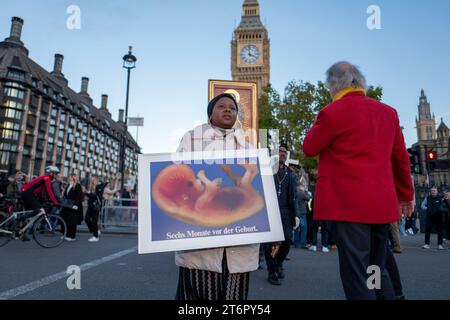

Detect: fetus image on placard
152,162,265,227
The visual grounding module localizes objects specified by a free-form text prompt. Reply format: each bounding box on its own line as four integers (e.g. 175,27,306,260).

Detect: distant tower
416,89,436,142
231,0,270,96
437,118,450,154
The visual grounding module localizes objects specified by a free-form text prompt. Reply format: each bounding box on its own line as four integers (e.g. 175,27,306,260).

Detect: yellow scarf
332,87,366,102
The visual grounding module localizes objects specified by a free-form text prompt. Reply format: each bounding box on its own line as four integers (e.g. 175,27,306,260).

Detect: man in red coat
303,61,414,300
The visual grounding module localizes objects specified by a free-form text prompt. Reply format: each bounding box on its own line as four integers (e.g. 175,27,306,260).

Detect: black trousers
445,214,450,239
388,227,395,248
311,220,329,247
21,191,41,215
425,214,444,245
325,221,336,246
264,240,290,274
85,208,100,237
264,216,292,274
385,245,403,297
334,221,395,300
61,224,77,239
306,212,314,244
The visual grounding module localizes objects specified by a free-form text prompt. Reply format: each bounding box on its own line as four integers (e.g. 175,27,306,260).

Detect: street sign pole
128,116,144,146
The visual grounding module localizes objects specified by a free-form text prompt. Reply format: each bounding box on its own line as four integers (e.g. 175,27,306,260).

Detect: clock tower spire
231,0,270,96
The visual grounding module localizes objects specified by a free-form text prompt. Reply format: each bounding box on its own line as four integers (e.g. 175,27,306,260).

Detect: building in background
0,17,140,185
411,89,450,193
231,0,270,96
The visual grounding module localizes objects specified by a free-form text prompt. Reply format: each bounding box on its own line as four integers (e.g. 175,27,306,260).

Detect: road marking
0,246,137,300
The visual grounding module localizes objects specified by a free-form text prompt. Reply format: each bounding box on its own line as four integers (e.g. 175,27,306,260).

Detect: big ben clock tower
231,0,270,96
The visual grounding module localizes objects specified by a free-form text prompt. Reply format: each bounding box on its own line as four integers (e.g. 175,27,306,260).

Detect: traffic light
407,148,422,174
426,150,437,172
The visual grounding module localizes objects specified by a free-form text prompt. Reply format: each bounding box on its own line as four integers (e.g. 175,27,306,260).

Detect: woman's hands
271,243,281,258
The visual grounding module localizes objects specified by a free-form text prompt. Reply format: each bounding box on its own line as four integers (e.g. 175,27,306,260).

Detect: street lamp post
120,46,137,192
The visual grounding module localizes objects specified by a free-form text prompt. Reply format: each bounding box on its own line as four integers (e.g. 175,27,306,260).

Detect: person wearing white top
174,93,278,300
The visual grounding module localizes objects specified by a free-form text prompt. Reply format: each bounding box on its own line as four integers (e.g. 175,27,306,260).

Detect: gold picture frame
208,80,259,146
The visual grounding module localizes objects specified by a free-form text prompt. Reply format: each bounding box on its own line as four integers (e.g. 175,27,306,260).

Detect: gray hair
325,61,367,96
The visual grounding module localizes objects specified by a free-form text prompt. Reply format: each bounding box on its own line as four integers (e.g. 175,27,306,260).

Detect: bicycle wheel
33,214,66,248
0,212,13,247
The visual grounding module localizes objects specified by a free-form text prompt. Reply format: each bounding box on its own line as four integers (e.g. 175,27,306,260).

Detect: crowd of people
0,167,137,242
1,61,449,301
420,186,450,249
291,184,444,255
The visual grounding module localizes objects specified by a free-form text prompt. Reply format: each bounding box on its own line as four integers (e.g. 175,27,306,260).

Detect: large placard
138,149,284,254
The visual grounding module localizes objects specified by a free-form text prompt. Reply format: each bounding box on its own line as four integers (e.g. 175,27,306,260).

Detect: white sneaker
423,244,430,249
65,237,76,242
322,247,330,253
309,245,317,252
88,236,99,242
438,245,445,250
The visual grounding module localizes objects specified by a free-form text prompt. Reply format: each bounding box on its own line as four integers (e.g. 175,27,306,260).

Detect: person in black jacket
264,145,297,285
439,190,450,246
421,186,445,249
0,172,8,196
122,185,132,207
61,173,83,241
84,175,103,242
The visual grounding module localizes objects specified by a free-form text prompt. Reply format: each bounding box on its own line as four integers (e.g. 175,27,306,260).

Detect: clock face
240,45,260,64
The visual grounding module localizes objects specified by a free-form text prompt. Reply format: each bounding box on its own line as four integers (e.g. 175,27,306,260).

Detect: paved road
1,232,449,300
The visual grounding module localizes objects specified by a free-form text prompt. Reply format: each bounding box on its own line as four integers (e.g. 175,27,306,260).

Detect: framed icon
208,80,258,146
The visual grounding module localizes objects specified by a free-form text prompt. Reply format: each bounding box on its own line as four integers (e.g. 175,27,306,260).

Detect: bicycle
0,204,66,248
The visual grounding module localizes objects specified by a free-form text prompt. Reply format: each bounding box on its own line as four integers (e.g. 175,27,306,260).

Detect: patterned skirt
175,252,250,300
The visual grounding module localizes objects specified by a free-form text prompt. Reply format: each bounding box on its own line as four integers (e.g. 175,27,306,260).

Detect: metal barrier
99,198,138,233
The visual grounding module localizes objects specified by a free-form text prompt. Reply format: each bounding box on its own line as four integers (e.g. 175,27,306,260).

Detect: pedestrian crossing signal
408,148,422,174
427,151,437,161
426,151,437,172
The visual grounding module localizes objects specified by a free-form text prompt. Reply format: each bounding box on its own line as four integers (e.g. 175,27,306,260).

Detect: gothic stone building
0,17,140,184
412,89,450,189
